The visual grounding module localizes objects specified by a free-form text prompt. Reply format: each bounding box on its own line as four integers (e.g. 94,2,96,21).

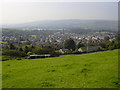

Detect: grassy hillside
0,61,1,89
2,50,119,88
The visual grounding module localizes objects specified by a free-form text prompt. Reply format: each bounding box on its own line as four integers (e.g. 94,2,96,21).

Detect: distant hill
2,19,118,31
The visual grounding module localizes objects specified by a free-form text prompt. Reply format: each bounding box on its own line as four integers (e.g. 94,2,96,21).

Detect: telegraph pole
63,28,64,35
87,39,88,53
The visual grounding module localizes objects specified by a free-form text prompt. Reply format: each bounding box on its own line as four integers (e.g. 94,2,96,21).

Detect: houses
59,46,101,54
78,46,101,52
59,49,69,54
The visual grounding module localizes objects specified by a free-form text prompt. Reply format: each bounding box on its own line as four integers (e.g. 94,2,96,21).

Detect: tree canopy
64,38,76,51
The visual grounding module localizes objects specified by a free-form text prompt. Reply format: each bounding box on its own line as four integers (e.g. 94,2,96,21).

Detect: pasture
2,50,119,88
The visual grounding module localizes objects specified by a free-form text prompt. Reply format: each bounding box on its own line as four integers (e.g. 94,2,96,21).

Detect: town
1,28,119,60
1,28,117,48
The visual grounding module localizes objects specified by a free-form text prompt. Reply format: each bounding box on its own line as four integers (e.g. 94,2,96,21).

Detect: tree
4,45,9,50
18,47,23,52
104,36,109,41
64,38,76,51
77,42,85,49
99,42,106,48
3,50,26,57
24,46,29,53
31,45,34,49
32,47,53,55
9,43,16,49
50,51,61,57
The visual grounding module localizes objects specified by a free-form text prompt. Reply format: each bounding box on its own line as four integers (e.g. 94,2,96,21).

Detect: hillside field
2,50,119,88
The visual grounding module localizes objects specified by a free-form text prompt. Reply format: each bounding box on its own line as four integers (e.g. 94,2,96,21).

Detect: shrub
50,51,61,57
33,48,53,54
65,50,73,54
27,52,33,56
97,47,103,51
80,50,87,53
2,56,16,61
17,58,22,60
72,51,81,54
3,50,26,57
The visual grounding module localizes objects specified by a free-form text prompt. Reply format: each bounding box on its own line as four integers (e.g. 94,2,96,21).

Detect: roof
79,46,101,51
30,54,50,57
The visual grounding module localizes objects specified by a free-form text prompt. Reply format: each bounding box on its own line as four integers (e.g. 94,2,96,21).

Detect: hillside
2,50,119,88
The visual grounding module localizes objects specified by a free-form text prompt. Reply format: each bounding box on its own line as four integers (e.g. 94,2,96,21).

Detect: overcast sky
1,1,118,24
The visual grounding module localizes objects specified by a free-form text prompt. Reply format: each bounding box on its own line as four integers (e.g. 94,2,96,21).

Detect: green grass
0,61,1,89
0,41,7,44
2,50,119,88
30,35,37,37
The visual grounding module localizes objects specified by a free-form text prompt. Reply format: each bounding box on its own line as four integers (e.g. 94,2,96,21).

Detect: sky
1,0,118,24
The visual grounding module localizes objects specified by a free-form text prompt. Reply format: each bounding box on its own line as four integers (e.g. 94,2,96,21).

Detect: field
2,50,119,88
30,35,37,37
0,61,1,89
0,41,7,44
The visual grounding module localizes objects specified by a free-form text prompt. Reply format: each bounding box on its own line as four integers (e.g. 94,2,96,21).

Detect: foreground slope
2,50,119,88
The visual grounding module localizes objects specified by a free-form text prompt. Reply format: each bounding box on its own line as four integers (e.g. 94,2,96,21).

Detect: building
78,46,101,52
59,49,69,54
29,54,51,59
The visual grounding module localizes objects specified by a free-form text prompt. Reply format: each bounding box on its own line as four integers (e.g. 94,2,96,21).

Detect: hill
2,50,119,88
2,19,118,31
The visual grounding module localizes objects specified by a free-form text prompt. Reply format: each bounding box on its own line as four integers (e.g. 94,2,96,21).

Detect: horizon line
2,19,118,25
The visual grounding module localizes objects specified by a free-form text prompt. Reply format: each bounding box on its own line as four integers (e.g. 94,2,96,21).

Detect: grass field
30,35,37,37
0,41,7,44
0,61,2,89
2,50,119,88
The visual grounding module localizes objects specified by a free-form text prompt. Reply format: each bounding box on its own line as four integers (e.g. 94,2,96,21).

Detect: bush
2,55,16,61
17,58,22,60
65,50,73,54
50,52,61,57
72,51,81,54
97,47,103,51
33,48,53,54
2,58,9,61
2,50,26,57
27,52,33,56
80,50,87,53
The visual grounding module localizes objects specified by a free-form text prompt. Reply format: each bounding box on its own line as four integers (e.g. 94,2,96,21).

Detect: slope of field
2,50,119,88
0,61,2,89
